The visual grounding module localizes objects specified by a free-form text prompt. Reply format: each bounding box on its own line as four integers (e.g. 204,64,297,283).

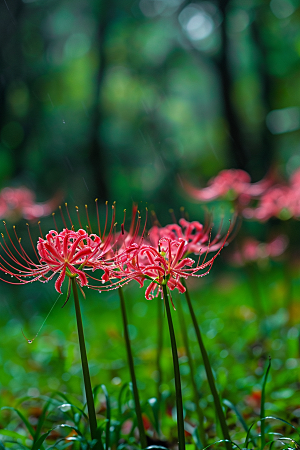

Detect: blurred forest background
2,0,300,413
1,0,300,220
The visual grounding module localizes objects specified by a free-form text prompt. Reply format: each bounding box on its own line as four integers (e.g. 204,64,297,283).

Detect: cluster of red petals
0,213,228,300
184,167,300,222
243,169,300,221
104,216,230,300
0,227,123,294
183,169,272,207
0,187,62,222
148,217,225,254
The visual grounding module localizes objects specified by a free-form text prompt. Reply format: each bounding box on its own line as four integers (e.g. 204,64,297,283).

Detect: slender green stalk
162,284,185,450
118,287,147,449
182,279,231,450
71,278,99,447
260,357,271,450
156,297,164,405
177,296,206,446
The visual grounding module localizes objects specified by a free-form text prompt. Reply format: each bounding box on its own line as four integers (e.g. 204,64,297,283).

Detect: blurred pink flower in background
229,235,288,266
0,186,62,222
183,167,300,222
243,168,300,221
182,169,272,208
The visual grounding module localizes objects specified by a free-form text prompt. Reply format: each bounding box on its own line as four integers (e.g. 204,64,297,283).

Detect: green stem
177,296,206,447
156,297,164,406
182,279,231,450
118,287,147,449
162,284,185,450
260,357,271,450
71,278,99,446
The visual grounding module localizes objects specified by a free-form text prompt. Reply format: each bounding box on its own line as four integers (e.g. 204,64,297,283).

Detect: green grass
1,260,300,448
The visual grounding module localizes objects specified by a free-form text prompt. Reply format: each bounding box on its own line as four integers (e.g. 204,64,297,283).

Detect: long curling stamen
75,206,83,229
3,223,34,267
13,227,35,267
65,203,73,228
102,201,108,241
52,213,58,232
140,207,148,246
38,221,44,240
85,205,92,234
26,223,40,262
95,198,101,237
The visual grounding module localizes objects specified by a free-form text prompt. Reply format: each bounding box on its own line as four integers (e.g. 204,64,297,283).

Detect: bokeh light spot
270,0,295,19
266,107,300,134
179,5,215,41
64,33,91,59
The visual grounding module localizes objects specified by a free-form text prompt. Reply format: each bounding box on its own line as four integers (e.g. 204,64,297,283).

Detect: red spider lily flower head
148,206,237,258
36,228,98,293
0,225,104,294
148,216,230,256
0,187,62,222
242,185,294,221
0,202,140,295
242,167,300,222
102,228,229,301
182,169,272,210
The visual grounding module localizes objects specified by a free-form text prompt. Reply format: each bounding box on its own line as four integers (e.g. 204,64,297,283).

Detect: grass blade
223,399,256,447
1,406,35,439
260,357,271,450
245,422,256,448
182,280,231,450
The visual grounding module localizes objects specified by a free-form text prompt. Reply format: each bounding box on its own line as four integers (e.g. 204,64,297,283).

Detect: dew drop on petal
27,340,32,344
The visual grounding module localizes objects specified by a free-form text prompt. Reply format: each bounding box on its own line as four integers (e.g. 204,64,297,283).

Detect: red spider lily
0,227,105,294
243,168,300,221
182,169,272,206
0,203,147,295
148,217,228,255
0,186,62,222
103,234,228,301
